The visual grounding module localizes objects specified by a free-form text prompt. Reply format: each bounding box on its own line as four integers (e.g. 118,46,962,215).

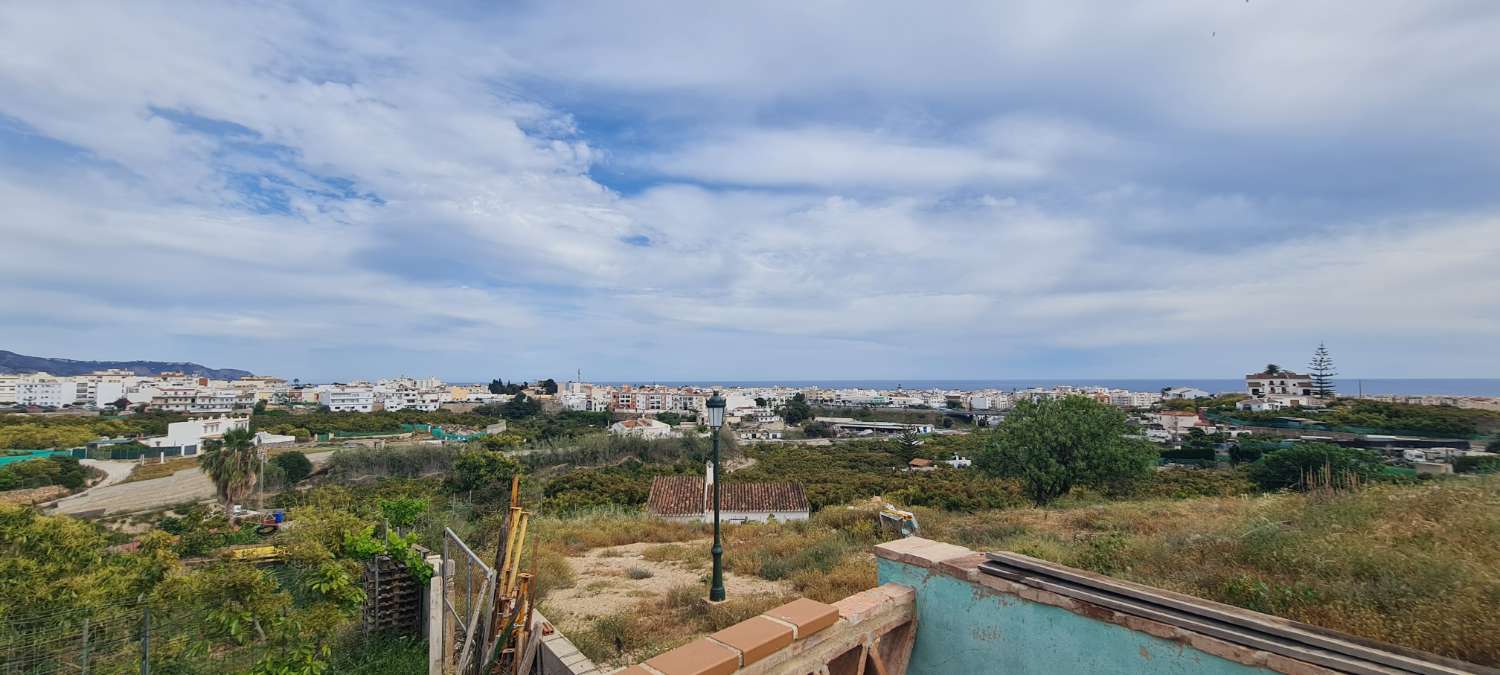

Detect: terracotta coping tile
643,638,739,675
710,615,794,666
764,597,839,639
873,537,974,568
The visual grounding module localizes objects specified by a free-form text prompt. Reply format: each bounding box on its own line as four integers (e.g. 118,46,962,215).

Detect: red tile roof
717,481,809,513
646,475,810,517
647,475,705,517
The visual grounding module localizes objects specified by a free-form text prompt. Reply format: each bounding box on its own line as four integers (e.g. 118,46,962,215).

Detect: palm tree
199,427,258,511
1265,364,1282,375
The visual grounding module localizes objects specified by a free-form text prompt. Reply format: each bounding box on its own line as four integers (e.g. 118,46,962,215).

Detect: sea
595,379,1500,397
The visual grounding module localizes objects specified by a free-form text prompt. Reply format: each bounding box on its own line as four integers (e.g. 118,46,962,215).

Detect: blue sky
2,1,1499,381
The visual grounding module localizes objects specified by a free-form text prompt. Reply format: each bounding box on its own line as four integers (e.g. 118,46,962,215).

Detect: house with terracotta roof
608,417,676,439
647,463,809,524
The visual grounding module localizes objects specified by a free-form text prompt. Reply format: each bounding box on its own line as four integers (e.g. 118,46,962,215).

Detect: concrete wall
879,559,1269,675
876,539,1275,675
533,610,602,675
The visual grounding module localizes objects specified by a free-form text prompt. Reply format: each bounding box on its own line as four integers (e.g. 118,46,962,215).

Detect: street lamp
706,391,727,602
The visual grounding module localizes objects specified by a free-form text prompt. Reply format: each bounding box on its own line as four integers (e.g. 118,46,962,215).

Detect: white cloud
0,1,1497,379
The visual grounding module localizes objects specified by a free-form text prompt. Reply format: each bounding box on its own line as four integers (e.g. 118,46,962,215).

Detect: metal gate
442,528,495,675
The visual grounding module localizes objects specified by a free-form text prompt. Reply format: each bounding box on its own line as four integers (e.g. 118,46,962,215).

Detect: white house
1163,387,1211,400
609,418,676,439
646,463,809,524
320,388,375,412
144,415,251,452
1237,398,1286,413
1245,370,1313,398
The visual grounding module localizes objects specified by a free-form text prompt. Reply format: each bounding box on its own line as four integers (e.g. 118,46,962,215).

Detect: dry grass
916,476,1500,667
122,456,200,483
531,476,1500,667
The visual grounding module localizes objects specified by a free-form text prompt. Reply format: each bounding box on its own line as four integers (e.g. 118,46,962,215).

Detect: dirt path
81,459,136,487
50,451,333,517
542,540,790,628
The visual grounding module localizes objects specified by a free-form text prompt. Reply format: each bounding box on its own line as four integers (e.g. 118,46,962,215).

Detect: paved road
51,451,333,517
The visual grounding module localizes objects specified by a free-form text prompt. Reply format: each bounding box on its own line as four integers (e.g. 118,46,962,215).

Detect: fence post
80,617,91,675
139,605,150,675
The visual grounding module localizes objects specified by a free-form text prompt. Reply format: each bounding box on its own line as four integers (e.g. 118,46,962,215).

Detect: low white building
646,464,809,524
144,415,251,452
609,418,676,439
1164,387,1211,400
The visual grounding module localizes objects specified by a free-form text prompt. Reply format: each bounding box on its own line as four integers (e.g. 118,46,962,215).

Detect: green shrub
1456,455,1500,474
1247,443,1383,491
271,451,313,485
0,456,88,491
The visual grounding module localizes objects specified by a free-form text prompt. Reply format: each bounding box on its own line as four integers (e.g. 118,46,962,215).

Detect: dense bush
1456,455,1500,474
1160,446,1215,462
446,450,520,503
0,411,187,448
0,456,89,490
325,444,462,479
1320,400,1496,436
1132,468,1255,499
541,460,695,513
1247,442,1384,491
271,451,313,484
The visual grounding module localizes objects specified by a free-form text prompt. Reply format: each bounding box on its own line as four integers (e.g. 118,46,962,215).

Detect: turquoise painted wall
879,559,1272,675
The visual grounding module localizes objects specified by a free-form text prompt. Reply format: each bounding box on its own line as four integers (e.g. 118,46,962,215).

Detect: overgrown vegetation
0,455,89,491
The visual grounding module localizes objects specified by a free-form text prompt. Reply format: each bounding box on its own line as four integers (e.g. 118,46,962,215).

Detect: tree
199,427,258,509
253,399,268,414
1308,343,1337,398
488,379,523,395
1265,364,1282,375
1246,442,1382,491
447,450,520,502
656,412,683,426
976,396,1158,505
802,421,836,438
500,392,543,420
1489,437,1500,453
754,397,768,408
271,451,313,485
378,496,428,532
540,378,559,395
779,393,813,425
111,397,132,411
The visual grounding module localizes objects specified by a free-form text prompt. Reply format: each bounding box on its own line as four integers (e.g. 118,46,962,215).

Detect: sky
2,1,1499,382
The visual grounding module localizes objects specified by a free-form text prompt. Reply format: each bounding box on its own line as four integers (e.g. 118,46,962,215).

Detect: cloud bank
2,1,1498,380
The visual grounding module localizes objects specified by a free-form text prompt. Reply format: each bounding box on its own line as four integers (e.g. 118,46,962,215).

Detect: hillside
0,349,252,379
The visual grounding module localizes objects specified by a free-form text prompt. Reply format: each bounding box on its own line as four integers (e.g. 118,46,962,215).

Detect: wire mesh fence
1,600,322,675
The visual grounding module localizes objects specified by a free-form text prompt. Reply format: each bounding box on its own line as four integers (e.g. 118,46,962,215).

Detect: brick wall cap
710,616,794,666
643,638,739,675
764,597,840,639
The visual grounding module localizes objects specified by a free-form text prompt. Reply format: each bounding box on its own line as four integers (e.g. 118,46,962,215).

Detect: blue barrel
272,510,285,523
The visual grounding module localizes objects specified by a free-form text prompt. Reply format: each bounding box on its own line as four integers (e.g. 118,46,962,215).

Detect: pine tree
1309,343,1337,398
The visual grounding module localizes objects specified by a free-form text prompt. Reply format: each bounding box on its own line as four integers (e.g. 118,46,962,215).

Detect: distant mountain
0,350,253,379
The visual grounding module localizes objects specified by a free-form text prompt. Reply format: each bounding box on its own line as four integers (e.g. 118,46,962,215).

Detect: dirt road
50,451,333,517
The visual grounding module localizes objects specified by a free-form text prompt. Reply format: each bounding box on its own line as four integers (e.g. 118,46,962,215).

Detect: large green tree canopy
977,396,1157,505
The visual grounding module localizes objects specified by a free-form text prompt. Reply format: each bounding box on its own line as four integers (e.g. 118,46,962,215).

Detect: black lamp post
706,390,727,602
